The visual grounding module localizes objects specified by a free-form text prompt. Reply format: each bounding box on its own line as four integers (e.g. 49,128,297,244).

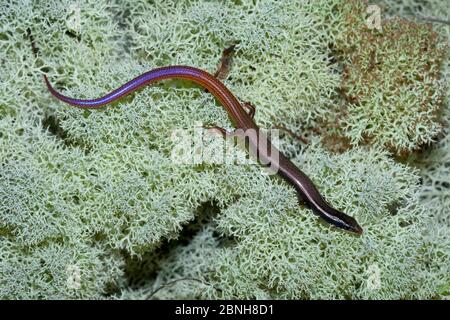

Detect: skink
43,66,363,234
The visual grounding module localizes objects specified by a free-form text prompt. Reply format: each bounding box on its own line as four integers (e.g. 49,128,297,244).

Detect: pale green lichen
0,0,449,299
380,0,450,297
328,0,448,154
0,117,124,299
120,144,449,300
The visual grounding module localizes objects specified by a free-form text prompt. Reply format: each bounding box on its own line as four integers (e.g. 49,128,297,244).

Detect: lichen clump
336,3,447,153
0,0,449,299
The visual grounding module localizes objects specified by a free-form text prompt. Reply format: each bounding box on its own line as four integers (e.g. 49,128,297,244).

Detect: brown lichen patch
330,1,448,154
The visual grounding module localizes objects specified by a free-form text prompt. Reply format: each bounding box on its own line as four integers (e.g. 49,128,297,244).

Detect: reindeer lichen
0,0,448,299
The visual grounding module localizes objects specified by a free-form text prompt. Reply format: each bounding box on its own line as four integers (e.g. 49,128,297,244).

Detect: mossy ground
0,0,448,299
